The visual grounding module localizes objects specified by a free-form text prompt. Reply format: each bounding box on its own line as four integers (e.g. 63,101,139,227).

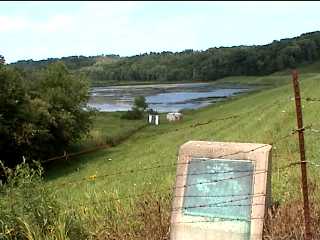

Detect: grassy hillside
71,112,147,150
1,66,318,239
46,68,320,205
37,65,320,239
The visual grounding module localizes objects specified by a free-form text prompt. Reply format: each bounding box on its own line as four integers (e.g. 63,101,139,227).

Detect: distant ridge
9,31,320,84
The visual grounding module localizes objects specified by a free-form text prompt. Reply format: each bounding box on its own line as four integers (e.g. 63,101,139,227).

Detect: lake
88,82,250,113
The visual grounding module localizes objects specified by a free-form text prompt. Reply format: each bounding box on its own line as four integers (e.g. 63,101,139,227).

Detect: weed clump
0,162,88,240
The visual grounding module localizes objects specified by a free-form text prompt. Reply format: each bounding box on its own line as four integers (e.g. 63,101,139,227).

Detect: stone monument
170,141,272,240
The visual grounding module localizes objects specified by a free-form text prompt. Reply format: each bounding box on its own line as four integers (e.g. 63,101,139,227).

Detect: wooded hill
9,31,320,84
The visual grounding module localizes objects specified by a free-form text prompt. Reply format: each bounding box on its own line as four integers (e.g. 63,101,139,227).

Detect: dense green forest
0,61,93,169
9,31,320,84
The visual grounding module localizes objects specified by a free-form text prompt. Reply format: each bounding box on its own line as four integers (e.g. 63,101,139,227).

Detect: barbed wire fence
12,70,318,239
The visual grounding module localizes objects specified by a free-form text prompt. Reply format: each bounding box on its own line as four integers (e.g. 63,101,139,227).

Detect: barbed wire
303,97,320,102
40,94,312,191
42,95,307,168
43,144,112,164
47,129,300,190
68,158,318,207
72,188,266,209
41,92,320,215
2,74,320,232
181,195,265,209
38,90,318,167
310,128,320,133
304,161,320,168
307,128,320,134
175,216,265,224
279,96,320,103
186,99,288,130
176,192,266,198
173,171,266,191
42,124,148,164
176,169,265,177
172,202,266,213
41,113,243,165
48,150,266,189
48,158,301,196
85,190,267,213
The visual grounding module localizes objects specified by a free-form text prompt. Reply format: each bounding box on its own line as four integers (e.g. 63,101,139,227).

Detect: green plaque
183,158,254,221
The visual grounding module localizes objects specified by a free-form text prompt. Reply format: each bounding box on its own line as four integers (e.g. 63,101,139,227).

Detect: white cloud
0,16,30,32
0,14,74,33
81,1,141,17
38,15,74,33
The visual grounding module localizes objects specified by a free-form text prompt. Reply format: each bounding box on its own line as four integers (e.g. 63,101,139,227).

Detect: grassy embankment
44,62,320,239
71,112,147,150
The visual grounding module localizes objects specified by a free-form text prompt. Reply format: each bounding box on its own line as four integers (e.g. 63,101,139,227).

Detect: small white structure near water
148,114,160,126
148,114,153,123
155,115,159,125
166,112,183,122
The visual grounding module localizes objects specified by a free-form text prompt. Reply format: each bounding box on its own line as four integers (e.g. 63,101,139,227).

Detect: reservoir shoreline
88,82,253,113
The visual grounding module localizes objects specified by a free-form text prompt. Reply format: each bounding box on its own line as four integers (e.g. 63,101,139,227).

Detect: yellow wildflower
88,175,96,181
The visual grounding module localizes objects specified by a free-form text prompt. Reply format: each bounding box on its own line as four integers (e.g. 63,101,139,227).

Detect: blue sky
1,1,320,63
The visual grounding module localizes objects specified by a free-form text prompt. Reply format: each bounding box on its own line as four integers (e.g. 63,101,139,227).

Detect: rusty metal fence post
292,69,312,240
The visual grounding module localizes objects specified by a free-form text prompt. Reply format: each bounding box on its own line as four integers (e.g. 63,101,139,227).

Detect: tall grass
0,162,171,240
70,112,147,151
2,162,320,239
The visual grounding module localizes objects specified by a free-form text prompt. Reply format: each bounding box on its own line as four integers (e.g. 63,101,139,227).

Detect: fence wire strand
46,127,302,190
36,92,320,228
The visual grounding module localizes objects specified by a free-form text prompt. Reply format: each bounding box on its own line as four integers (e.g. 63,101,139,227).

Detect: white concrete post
148,114,153,124
155,115,159,125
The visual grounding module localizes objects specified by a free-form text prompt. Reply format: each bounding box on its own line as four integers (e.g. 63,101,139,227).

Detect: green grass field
74,111,147,148
45,63,320,210
45,111,147,182
3,62,318,240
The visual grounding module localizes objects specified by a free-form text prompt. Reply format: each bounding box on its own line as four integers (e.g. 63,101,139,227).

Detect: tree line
82,31,320,83
10,54,120,71
9,31,320,84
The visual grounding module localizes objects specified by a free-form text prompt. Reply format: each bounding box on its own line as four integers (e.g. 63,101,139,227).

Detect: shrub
0,62,94,168
121,96,148,120
133,96,148,112
120,107,144,120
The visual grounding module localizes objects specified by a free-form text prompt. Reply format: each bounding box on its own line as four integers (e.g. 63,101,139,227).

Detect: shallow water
88,82,250,113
